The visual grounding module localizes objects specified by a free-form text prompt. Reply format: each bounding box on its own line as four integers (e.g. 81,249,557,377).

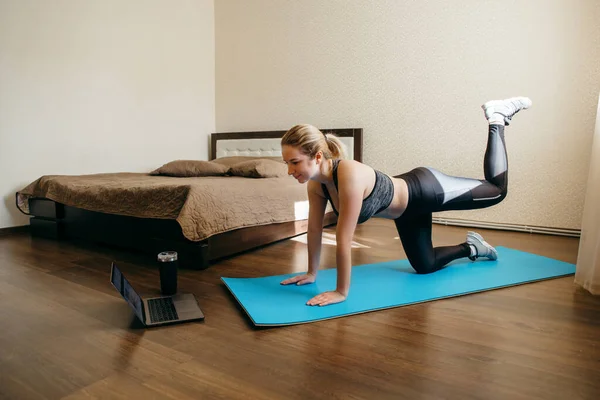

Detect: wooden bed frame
24,128,363,269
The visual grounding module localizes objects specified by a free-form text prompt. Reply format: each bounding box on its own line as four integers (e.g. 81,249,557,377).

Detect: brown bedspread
16,173,312,242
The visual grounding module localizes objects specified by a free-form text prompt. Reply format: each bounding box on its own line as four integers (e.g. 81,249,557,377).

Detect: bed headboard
210,128,363,162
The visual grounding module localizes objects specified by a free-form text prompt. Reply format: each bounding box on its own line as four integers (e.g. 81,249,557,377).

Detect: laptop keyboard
147,298,179,323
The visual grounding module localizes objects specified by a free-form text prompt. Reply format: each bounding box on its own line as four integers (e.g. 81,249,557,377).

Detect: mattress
17,172,314,242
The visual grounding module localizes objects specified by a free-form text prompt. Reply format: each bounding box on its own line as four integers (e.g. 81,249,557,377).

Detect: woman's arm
306,180,328,275
306,161,364,306
281,180,327,285
333,163,364,296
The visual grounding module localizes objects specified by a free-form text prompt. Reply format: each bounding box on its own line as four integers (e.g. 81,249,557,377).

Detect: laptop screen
111,263,144,323
111,264,123,293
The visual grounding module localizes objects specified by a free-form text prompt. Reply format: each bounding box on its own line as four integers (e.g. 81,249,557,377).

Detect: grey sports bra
321,159,395,224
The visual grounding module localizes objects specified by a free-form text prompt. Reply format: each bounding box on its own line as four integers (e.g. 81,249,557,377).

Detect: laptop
110,262,204,326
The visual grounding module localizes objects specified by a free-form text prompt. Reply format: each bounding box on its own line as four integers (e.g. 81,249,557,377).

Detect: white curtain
575,93,600,295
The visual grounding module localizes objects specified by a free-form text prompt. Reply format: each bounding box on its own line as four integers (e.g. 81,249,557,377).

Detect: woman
280,97,532,306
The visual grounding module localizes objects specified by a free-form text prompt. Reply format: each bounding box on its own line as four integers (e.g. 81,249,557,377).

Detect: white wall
0,0,215,228
215,0,600,230
3,0,599,231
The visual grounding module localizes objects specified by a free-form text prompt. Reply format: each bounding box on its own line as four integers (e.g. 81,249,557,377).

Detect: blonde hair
281,124,347,160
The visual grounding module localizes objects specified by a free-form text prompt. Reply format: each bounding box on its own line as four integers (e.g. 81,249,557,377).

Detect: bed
16,128,363,269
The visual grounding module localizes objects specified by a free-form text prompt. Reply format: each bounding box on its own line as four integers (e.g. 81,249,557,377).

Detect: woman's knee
501,189,508,202
474,183,507,207
494,176,508,198
494,187,508,205
410,259,438,274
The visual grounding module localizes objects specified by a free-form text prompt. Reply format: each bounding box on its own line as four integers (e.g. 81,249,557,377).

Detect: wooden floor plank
0,220,598,400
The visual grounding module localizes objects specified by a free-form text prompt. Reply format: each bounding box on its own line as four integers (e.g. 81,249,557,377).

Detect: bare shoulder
337,159,363,174
337,159,374,185
307,179,325,198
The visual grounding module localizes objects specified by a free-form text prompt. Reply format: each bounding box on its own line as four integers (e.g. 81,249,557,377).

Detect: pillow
149,160,228,177
227,159,289,178
212,156,284,167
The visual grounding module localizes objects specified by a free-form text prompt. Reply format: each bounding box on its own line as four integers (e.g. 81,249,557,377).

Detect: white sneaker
482,97,532,125
466,231,498,261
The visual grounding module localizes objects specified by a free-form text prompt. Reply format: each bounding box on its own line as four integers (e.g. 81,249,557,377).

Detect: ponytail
282,125,347,160
323,133,346,159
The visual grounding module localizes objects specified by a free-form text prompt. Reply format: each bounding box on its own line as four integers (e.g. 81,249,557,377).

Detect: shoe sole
467,231,498,260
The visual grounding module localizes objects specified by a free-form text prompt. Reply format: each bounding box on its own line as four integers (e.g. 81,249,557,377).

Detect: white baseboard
432,217,581,238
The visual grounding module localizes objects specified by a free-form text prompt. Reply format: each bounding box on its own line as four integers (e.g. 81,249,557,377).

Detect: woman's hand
280,272,316,286
306,290,346,306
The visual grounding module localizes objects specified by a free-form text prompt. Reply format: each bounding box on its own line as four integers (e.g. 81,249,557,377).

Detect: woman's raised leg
394,97,532,272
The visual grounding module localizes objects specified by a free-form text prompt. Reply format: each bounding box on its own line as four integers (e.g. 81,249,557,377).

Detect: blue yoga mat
221,247,575,326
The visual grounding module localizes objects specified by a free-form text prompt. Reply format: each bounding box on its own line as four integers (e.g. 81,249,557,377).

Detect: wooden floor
1,219,599,400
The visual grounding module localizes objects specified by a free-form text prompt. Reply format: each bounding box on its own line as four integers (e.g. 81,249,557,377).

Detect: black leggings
394,124,507,274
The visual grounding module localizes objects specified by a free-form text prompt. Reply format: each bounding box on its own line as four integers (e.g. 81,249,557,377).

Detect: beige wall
0,0,215,228
216,0,600,230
